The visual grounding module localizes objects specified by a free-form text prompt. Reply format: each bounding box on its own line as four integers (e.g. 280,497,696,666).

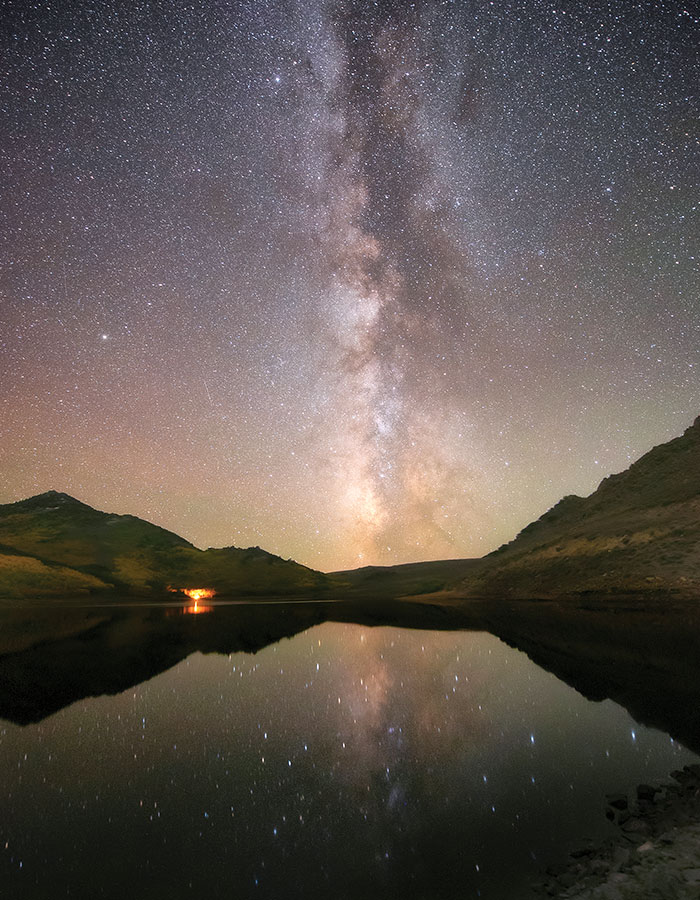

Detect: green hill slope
0,547,110,598
0,492,331,598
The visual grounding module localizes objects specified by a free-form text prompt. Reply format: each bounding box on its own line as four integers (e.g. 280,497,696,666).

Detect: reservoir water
0,602,697,899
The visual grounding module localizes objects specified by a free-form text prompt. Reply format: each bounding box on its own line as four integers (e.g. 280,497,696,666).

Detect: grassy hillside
0,549,110,598
0,492,331,598
459,415,700,599
0,492,192,582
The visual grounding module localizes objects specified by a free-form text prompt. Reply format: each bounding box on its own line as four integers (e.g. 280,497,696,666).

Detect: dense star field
1,0,698,571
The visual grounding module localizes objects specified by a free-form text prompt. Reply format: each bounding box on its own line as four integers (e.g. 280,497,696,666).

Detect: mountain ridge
2,414,699,602
458,414,700,598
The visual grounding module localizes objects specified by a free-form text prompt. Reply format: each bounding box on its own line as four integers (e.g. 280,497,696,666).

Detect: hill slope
0,547,110,598
459,416,700,598
0,492,331,598
332,558,481,598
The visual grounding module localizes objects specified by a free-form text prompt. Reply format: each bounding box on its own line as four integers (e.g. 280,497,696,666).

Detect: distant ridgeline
0,491,332,599
2,414,699,602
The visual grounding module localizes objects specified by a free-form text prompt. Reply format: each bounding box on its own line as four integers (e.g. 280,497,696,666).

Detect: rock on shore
533,764,700,899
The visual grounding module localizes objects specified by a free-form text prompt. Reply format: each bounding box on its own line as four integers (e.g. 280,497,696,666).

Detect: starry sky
1,0,698,571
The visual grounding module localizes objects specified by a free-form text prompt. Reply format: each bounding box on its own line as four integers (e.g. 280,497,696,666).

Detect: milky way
1,1,698,570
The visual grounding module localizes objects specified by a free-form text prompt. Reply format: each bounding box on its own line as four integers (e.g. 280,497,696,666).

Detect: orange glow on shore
165,586,216,613
182,588,216,601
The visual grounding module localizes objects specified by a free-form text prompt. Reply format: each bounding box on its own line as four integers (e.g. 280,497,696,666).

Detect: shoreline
532,764,700,898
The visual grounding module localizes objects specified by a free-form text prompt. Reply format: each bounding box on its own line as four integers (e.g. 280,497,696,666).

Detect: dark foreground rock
532,764,700,898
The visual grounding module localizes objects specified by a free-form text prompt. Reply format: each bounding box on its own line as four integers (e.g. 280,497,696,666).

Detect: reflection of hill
3,598,700,760
0,599,485,725
0,603,329,724
480,600,700,754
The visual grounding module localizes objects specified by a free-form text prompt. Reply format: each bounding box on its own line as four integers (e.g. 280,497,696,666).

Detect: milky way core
1,1,698,569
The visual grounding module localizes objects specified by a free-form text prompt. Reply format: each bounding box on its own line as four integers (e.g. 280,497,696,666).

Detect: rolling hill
0,491,331,599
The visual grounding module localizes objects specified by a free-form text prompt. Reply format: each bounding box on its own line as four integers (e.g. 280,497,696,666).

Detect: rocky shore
533,764,700,899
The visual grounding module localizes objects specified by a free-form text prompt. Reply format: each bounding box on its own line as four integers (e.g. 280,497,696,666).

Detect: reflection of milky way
0,622,698,898
1,1,698,569
325,626,494,788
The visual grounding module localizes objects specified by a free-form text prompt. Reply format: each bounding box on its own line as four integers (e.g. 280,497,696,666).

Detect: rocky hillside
460,415,700,598
0,491,331,598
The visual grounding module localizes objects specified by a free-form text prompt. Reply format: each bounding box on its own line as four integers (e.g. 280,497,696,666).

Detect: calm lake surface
0,606,697,899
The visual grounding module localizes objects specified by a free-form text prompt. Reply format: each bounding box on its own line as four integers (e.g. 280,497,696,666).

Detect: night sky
1,0,698,571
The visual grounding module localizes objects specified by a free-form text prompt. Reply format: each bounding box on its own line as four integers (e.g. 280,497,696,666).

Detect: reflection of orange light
184,600,213,615
183,588,216,601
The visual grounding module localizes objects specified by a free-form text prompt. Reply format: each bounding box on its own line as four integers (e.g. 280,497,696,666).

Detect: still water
0,612,696,899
